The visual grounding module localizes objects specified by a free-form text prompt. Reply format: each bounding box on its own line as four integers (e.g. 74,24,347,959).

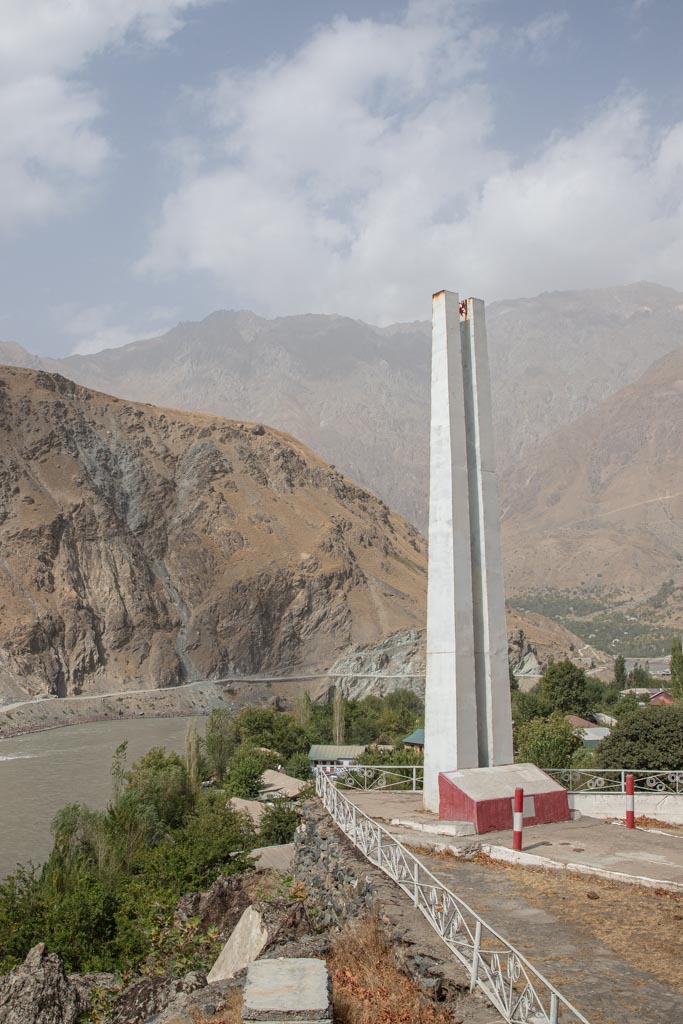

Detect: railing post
513,787,524,851
626,773,635,829
469,920,482,991
413,766,417,792
352,802,357,838
549,992,559,1024
413,860,419,903
377,824,382,867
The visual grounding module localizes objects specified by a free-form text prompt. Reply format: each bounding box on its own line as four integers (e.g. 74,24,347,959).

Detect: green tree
536,660,599,718
204,709,234,782
628,662,653,688
259,803,299,846
293,691,313,730
184,721,201,795
516,713,581,769
123,748,193,830
613,654,627,690
284,752,311,780
670,639,683,700
333,687,346,744
598,705,683,769
228,749,267,799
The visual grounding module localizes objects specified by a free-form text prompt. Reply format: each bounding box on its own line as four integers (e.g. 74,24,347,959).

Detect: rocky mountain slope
0,367,428,700
5,283,683,535
0,367,596,701
502,347,683,652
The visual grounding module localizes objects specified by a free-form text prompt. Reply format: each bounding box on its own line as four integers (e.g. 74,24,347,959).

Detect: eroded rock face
0,368,427,699
0,943,81,1024
104,971,207,1024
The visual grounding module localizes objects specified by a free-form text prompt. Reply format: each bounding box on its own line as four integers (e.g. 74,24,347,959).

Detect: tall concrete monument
423,291,513,812
423,290,569,828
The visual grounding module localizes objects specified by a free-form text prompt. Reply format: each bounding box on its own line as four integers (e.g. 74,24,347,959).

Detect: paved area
344,791,683,889
417,853,682,1024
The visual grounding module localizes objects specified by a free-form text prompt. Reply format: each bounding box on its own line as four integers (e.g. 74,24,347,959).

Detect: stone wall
293,801,378,931
293,800,492,1021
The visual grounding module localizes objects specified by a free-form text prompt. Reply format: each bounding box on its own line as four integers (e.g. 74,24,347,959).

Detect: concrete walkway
417,852,682,1024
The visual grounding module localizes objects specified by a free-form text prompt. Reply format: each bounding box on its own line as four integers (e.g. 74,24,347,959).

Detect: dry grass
468,856,683,993
328,916,455,1024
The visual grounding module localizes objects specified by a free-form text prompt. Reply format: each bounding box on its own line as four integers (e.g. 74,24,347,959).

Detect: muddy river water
0,716,204,880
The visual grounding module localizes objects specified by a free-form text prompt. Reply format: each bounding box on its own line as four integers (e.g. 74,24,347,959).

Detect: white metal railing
334,764,424,792
340,766,683,798
544,769,683,795
316,771,590,1024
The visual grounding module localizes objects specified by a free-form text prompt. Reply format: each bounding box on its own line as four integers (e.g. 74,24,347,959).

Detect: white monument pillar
423,291,513,813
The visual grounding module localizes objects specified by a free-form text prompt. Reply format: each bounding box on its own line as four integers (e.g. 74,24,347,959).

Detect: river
0,716,205,881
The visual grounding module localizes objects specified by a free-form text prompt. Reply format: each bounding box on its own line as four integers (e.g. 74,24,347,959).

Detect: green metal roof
403,728,425,746
307,744,366,761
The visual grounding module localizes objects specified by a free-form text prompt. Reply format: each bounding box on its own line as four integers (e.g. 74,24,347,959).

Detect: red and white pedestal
438,763,570,833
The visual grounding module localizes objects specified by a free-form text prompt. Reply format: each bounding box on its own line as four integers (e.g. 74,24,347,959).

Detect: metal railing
334,764,424,792
544,769,683,795
316,771,590,1024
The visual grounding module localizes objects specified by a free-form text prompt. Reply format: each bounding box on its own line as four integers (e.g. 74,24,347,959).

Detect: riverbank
0,675,331,739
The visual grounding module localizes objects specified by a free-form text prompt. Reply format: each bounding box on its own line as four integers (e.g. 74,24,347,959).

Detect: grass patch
328,916,455,1024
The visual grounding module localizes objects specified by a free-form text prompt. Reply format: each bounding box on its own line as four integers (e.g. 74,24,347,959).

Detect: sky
2,0,683,356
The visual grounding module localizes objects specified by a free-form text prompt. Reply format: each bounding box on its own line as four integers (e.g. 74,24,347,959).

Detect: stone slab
207,906,269,983
250,843,295,872
439,763,570,831
242,958,332,1022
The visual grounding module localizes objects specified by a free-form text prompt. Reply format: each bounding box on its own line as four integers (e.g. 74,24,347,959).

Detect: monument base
437,763,570,833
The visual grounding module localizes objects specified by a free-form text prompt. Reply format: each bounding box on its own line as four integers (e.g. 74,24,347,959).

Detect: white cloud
0,0,209,235
138,3,683,323
56,303,176,354
517,11,569,48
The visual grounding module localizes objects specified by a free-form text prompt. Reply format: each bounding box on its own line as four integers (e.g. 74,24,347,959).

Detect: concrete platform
344,791,683,892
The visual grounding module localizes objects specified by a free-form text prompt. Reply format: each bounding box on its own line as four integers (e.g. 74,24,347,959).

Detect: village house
307,744,366,775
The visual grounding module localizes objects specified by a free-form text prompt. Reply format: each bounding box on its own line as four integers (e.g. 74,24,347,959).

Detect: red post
626,773,635,829
513,787,524,851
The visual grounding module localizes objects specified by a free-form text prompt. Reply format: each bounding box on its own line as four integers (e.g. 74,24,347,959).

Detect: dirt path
421,853,683,1024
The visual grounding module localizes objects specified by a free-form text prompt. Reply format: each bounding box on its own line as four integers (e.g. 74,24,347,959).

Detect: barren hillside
502,348,683,653
0,367,427,700
0,366,597,701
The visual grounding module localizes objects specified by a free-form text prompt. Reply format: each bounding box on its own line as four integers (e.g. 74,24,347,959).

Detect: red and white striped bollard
513,787,524,851
626,773,635,829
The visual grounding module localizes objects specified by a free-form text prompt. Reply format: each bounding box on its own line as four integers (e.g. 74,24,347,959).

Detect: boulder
0,943,81,1024
104,971,206,1024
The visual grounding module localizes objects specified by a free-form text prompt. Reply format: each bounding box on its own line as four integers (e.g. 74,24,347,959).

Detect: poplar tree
333,687,346,744
670,638,683,700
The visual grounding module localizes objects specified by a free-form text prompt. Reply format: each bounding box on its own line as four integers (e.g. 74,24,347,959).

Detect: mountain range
3,280,683,656
0,367,590,700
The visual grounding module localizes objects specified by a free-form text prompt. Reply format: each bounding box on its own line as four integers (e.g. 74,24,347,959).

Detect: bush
259,803,299,846
284,752,312,780
516,713,581,769
228,748,268,799
597,705,683,769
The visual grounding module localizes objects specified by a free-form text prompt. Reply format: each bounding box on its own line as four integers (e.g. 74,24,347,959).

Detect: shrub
516,713,581,769
259,803,299,846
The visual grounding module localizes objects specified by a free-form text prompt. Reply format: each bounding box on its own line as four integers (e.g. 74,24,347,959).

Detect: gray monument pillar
423,291,513,813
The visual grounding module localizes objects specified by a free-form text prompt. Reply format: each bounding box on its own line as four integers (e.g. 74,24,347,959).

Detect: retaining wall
570,792,683,825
